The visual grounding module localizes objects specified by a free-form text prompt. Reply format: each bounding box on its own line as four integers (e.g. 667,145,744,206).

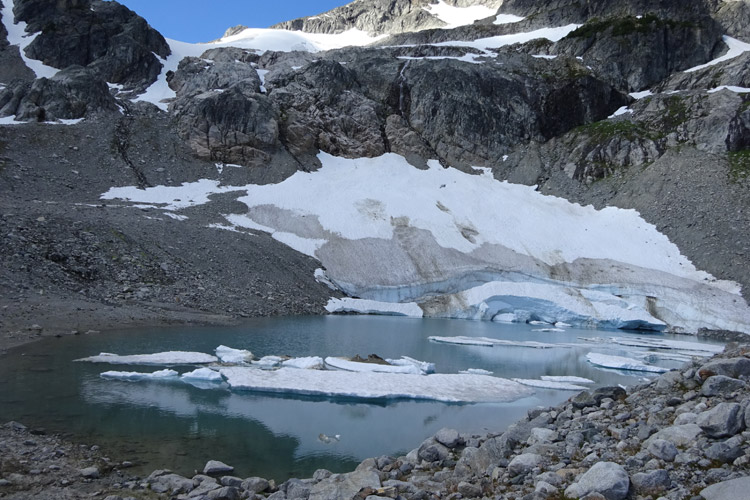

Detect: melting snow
0,0,59,79
76,351,219,365
433,24,581,52
423,1,498,29
586,352,669,373
608,106,633,118
629,90,654,99
707,85,750,94
219,366,534,403
685,35,750,73
494,14,526,25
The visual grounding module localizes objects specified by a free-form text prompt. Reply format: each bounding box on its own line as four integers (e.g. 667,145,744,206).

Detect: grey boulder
564,462,629,500
695,403,745,438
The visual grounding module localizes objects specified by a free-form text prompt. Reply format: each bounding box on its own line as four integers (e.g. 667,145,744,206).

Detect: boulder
507,453,544,477
631,470,671,495
646,424,703,447
646,439,678,462
695,403,744,438
701,477,750,500
434,428,462,449
698,358,750,380
241,477,270,494
203,460,235,476
701,375,747,397
308,469,380,500
149,473,194,494
564,462,629,500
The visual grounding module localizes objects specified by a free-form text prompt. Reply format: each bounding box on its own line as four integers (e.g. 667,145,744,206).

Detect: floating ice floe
429,336,567,349
512,378,588,391
216,345,254,364
324,356,434,375
459,368,494,375
541,375,594,384
532,328,566,333
77,351,219,365
282,356,325,370
219,367,534,403
610,337,724,356
181,368,223,382
586,352,669,373
100,369,179,380
252,355,287,369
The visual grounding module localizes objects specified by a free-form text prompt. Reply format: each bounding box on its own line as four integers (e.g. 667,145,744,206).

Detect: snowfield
101,152,750,334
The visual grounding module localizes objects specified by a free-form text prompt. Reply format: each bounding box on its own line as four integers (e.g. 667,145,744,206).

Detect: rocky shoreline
2,340,750,500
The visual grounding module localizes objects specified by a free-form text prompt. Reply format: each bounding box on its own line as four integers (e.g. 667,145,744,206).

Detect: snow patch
629,90,653,99
608,106,633,118
423,1,498,29
707,85,750,94
494,14,526,25
0,0,59,78
685,35,750,73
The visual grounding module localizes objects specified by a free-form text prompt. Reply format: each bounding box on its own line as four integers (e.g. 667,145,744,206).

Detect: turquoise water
0,315,723,481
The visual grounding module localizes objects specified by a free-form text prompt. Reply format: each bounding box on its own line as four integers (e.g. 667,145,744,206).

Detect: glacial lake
0,315,725,481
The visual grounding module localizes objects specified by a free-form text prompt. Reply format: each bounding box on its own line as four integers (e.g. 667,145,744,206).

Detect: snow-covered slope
101,152,750,334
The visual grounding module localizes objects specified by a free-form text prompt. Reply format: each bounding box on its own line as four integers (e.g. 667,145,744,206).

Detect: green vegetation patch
729,149,750,182
573,119,653,142
567,14,694,39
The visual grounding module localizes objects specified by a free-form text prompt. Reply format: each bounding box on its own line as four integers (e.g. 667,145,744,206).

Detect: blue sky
116,1,352,43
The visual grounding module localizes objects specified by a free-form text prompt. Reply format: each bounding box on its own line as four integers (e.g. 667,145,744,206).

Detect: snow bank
586,352,669,373
685,36,750,73
433,24,581,52
219,367,533,403
76,351,218,365
101,151,750,334
216,345,254,364
100,369,179,380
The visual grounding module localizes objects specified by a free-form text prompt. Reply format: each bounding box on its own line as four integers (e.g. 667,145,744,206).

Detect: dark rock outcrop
12,0,170,91
0,65,117,121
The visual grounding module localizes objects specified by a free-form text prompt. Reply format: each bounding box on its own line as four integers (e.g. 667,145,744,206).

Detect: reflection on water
0,315,724,481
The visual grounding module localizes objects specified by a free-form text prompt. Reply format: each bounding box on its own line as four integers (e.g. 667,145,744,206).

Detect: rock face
0,66,117,121
271,0,503,36
13,0,170,90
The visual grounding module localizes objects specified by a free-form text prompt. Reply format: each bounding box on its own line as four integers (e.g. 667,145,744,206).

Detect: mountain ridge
0,0,749,338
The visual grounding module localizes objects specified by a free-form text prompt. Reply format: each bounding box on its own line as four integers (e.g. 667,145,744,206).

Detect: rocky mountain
1,0,749,338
